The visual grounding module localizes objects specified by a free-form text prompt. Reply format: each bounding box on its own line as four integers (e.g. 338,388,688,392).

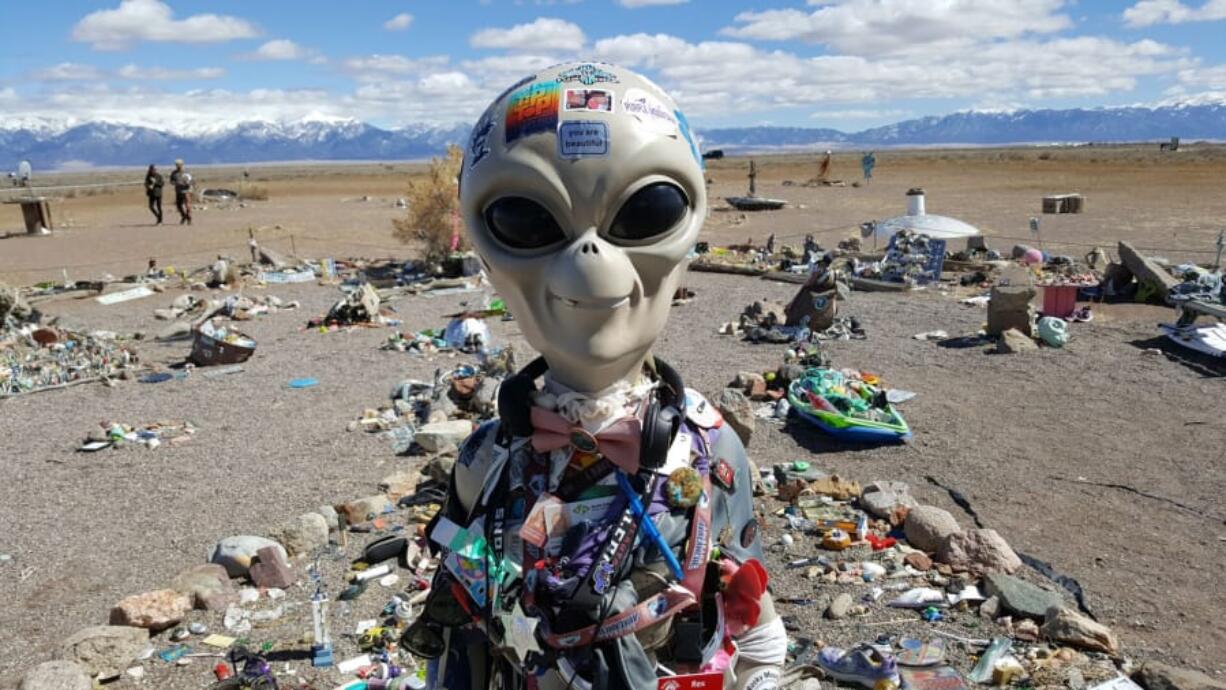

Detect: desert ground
0,145,1223,687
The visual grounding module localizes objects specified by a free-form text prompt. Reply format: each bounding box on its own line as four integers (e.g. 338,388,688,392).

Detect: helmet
460,62,706,391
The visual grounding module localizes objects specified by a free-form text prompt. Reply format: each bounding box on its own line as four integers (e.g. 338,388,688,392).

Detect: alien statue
407,62,786,690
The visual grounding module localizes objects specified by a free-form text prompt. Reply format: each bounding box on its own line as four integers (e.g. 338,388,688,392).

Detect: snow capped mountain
1,119,472,168
5,102,1226,169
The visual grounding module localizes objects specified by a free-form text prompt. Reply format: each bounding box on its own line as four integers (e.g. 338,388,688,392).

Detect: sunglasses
483,182,690,251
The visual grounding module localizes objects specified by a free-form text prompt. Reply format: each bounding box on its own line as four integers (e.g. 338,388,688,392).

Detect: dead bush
393,144,465,262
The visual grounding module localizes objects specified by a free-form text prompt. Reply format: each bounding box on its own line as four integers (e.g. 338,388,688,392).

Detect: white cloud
470,17,585,52
619,0,688,6
384,13,414,31
117,64,225,80
342,54,451,78
1175,64,1226,89
244,39,322,62
592,32,1189,116
32,63,107,81
72,0,259,51
724,0,1071,55
1123,0,1226,26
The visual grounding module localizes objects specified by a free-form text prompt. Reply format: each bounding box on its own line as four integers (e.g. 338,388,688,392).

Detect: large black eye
608,182,689,243
484,197,566,250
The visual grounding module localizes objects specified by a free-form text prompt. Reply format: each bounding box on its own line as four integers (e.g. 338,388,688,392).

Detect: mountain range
3,101,1225,169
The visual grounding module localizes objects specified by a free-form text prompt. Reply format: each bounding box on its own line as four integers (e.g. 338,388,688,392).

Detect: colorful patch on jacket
505,82,561,145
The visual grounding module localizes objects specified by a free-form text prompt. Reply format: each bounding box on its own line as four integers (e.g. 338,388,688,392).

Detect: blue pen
615,472,685,580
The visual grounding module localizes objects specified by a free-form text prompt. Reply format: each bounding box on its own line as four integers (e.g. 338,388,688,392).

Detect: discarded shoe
818,644,901,690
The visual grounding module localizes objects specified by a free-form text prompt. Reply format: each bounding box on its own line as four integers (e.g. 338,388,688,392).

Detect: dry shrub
242,185,270,201
393,144,465,262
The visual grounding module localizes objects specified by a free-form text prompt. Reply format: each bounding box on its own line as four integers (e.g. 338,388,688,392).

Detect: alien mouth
551,293,631,310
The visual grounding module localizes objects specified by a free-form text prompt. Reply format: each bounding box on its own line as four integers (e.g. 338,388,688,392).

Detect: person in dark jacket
169,158,192,225
144,164,164,224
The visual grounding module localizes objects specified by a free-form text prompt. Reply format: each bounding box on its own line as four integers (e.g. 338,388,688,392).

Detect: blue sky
2,0,1226,134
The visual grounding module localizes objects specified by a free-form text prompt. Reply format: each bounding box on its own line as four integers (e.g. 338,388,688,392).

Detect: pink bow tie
530,406,643,474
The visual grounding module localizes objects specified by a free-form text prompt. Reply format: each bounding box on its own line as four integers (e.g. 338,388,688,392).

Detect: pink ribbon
530,407,643,474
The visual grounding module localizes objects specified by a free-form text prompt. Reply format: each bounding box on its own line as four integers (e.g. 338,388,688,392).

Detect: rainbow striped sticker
505,81,560,145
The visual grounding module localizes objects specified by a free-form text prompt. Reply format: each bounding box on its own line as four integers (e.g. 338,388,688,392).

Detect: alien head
460,63,706,392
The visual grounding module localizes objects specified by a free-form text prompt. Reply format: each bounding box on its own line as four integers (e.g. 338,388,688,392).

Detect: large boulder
984,573,1064,620
1136,663,1226,690
717,388,755,447
109,589,191,632
1042,606,1120,656
903,506,962,552
415,420,473,453
338,495,393,524
936,528,1022,574
19,660,92,690
210,536,287,578
168,563,235,611
861,480,918,519
61,625,149,680
270,512,329,556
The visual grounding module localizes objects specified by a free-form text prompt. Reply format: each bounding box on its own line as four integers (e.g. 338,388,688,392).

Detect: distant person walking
861,151,876,183
818,150,832,181
144,164,164,224
169,159,192,225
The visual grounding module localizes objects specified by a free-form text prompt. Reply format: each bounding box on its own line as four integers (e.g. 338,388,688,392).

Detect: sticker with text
558,121,609,158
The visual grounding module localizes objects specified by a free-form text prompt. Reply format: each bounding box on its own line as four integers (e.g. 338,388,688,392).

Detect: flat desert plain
0,146,1223,685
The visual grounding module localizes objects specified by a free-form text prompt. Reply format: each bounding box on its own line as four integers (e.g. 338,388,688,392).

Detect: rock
153,308,178,321
415,419,473,453
1042,606,1120,655
423,455,456,484
1067,668,1087,690
338,495,392,524
987,285,1036,336
1135,663,1226,690
997,328,1038,354
984,573,1064,620
904,552,933,572
826,593,853,620
315,505,339,531
1119,241,1180,302
61,626,149,680
210,536,288,578
936,528,1022,574
379,470,419,500
249,546,295,589
717,388,755,447
168,563,234,611
979,595,1001,619
270,512,329,556
109,589,191,631
903,506,962,552
20,660,92,690
734,371,768,399
861,480,919,519
0,281,33,322
776,363,806,387
809,475,861,500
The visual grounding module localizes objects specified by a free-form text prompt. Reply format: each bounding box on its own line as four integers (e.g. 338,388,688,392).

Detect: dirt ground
1,147,1224,686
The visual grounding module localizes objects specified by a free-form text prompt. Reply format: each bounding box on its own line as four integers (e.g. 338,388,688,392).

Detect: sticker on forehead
622,88,677,136
505,81,561,146
675,108,703,169
558,121,609,159
468,107,496,169
556,63,619,86
565,88,614,113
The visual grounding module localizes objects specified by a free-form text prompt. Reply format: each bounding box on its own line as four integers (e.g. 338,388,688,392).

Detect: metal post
748,160,757,197
1216,230,1224,269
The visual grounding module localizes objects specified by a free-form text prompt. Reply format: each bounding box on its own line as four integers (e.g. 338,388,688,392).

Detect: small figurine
309,563,334,668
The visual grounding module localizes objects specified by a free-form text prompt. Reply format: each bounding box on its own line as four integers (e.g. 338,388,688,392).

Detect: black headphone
496,356,686,471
